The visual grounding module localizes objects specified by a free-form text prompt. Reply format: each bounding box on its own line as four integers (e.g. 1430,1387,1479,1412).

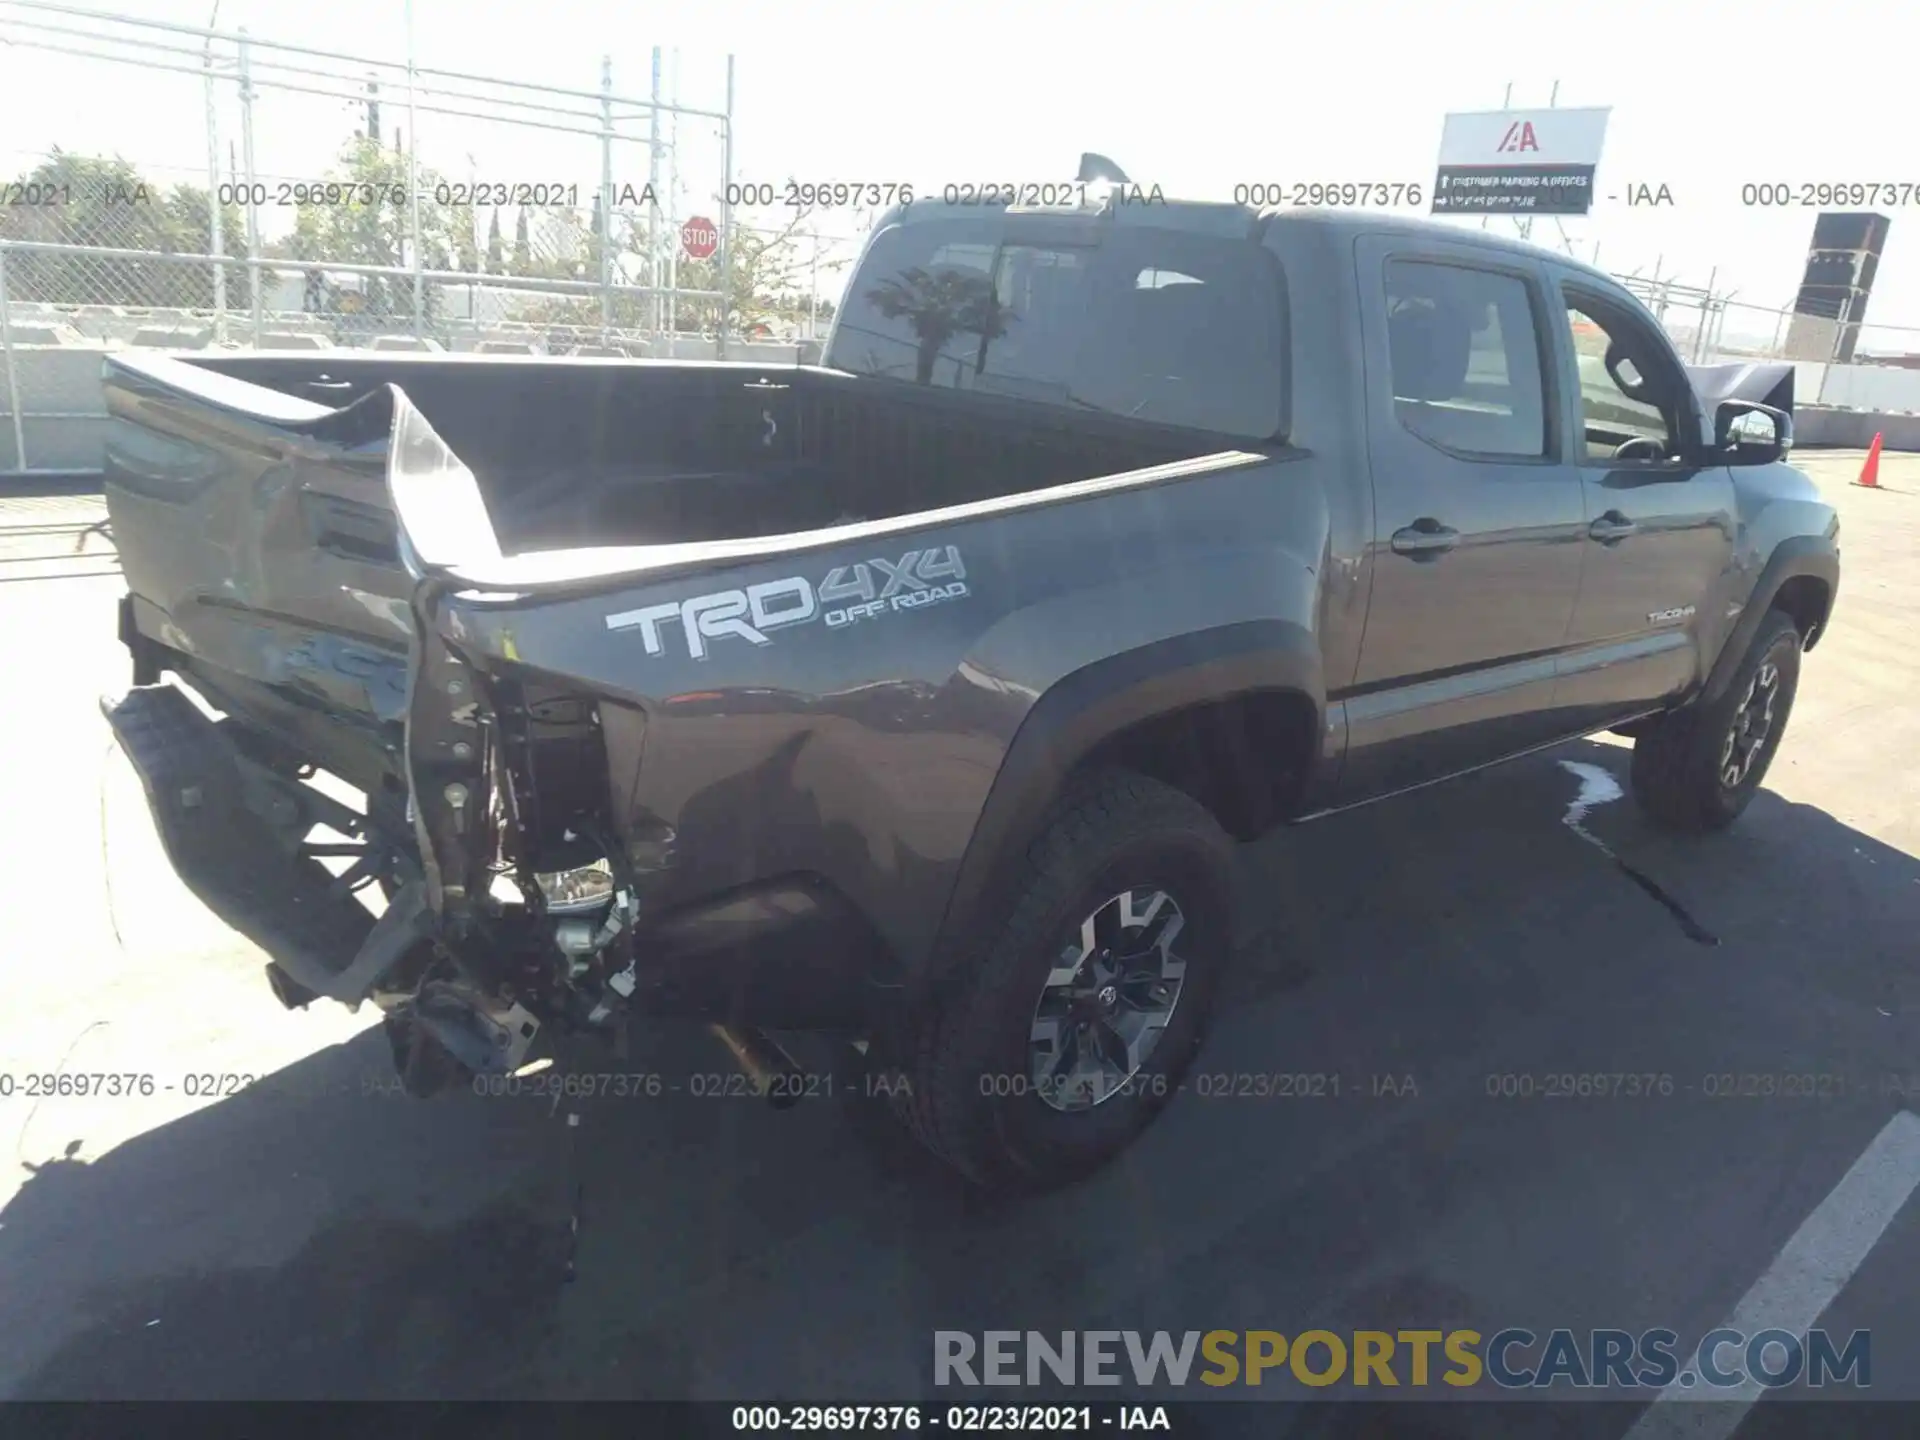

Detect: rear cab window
826,214,1288,442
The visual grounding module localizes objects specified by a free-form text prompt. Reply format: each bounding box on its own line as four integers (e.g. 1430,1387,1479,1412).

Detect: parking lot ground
0,452,1916,1432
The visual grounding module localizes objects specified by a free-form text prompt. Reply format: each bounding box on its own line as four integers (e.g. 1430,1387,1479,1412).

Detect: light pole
404,0,424,337
204,1,226,342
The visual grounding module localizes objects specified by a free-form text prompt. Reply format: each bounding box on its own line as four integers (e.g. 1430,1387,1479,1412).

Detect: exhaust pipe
708,1023,803,1110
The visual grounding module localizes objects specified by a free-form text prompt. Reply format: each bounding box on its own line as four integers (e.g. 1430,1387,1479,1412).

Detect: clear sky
3,0,1916,349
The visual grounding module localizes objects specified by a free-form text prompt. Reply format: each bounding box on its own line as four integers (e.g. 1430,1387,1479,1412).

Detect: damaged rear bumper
101,682,432,1008
100,680,547,1082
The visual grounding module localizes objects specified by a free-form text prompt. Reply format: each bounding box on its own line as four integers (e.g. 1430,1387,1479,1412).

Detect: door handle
1589,511,1638,543
1390,520,1459,559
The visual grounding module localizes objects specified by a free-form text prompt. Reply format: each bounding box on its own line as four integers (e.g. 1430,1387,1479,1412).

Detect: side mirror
1715,401,1792,465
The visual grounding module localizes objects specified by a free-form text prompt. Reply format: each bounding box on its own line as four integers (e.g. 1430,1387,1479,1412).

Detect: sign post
681,215,719,261
1431,106,1610,221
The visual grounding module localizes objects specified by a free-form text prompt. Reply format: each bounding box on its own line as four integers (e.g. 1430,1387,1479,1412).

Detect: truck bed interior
188,355,1223,554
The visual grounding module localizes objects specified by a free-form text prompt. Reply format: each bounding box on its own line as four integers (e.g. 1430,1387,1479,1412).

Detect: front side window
827,219,1287,439
1561,298,1678,461
1383,260,1549,459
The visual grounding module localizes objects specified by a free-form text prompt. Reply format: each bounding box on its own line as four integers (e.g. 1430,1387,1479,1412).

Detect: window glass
1563,300,1674,460
827,218,1286,439
1383,260,1548,458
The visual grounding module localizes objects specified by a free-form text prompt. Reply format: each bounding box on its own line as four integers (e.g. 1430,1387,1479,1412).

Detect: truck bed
100,351,1230,792
166,352,1206,551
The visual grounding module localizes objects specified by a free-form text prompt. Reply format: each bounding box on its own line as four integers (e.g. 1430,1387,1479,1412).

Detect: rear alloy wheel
1630,608,1803,833
897,771,1235,1192
1029,887,1189,1113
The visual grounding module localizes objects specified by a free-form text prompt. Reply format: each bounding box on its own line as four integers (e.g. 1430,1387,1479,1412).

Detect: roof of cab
1263,206,1605,273
880,195,1612,283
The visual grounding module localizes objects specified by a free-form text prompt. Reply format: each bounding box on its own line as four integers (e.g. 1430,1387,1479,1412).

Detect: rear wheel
1630,608,1803,833
896,771,1235,1192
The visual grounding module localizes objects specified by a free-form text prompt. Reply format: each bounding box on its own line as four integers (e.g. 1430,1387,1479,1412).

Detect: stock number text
1487,1073,1675,1099
1235,181,1424,207
1742,182,1920,208
217,181,410,207
726,181,913,208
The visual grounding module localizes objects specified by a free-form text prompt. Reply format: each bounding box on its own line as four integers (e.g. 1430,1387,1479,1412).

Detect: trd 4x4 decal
604,546,969,659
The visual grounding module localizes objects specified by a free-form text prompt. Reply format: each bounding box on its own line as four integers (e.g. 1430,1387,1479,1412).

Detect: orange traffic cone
1854,432,1883,489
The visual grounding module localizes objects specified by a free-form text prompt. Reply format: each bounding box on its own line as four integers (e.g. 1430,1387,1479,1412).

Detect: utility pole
717,54,734,360
404,0,423,337
599,55,614,341
238,27,262,341
649,47,663,343
203,1,226,342
667,47,680,345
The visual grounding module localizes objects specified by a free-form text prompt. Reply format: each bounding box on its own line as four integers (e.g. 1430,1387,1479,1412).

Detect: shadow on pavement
3,738,1917,1403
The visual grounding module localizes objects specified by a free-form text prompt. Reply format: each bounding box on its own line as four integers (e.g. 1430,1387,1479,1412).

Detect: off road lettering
605,546,969,658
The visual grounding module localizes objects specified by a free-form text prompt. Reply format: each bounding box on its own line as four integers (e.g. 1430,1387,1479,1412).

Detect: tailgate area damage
101,671,576,1094
100,378,826,1102
101,683,429,1007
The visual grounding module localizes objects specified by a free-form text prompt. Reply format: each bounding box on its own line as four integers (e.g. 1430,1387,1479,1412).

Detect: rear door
1340,235,1589,799
1543,270,1737,727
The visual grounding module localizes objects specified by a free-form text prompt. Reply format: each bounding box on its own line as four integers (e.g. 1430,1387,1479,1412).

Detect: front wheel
1630,608,1803,833
896,771,1236,1192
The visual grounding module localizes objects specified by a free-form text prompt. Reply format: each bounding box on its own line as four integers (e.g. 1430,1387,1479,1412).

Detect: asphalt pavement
0,453,1916,1437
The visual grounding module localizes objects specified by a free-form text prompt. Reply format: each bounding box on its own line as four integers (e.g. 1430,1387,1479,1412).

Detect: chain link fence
0,0,884,471
1615,277,1920,376
0,1,743,340
5,2,1918,474
0,4,868,469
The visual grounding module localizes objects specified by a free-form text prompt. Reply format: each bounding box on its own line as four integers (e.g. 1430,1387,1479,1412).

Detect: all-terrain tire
1630,608,1803,834
895,770,1236,1192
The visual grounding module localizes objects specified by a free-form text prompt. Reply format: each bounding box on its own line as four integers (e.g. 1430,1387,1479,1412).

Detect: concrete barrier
4,322,85,345
7,344,112,410
732,342,805,365
2,412,113,472
635,336,819,363
256,332,332,350
1814,365,1920,414
1,343,116,472
130,325,211,349
1795,407,1920,451
369,334,444,351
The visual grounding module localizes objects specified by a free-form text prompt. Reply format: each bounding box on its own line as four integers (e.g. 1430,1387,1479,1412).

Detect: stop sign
681,215,719,260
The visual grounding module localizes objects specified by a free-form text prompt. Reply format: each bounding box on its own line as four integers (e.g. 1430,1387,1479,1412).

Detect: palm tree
864,266,1011,384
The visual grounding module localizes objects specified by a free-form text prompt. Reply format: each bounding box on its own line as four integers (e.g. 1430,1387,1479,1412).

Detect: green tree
454,203,480,275
587,190,606,277
278,136,474,325
485,209,503,273
512,209,531,273
646,206,856,334
506,208,835,343
0,150,244,307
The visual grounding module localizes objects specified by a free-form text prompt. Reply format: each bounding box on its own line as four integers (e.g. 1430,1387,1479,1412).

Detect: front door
1546,273,1737,729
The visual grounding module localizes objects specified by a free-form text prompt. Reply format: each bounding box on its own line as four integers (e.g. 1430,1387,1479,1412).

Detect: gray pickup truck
100,166,1838,1190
